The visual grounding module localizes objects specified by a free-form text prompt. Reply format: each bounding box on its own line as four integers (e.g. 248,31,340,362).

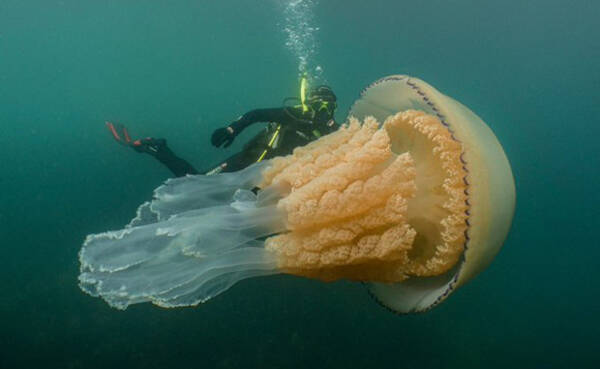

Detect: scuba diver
107,79,338,177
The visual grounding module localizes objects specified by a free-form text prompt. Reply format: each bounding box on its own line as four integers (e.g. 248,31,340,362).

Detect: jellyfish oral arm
78,163,287,310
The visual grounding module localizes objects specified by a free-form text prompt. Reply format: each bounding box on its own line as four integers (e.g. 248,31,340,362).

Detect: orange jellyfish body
262,111,469,286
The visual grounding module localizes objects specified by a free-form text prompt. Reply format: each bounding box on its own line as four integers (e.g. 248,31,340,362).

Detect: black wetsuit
143,139,201,176
148,106,337,177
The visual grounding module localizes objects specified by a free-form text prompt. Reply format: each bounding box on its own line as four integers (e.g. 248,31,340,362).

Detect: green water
1,0,598,368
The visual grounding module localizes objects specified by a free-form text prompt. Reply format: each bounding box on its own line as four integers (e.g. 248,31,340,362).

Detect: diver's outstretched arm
106,122,199,177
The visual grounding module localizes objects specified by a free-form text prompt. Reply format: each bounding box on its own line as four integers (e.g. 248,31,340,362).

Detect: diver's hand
211,126,236,148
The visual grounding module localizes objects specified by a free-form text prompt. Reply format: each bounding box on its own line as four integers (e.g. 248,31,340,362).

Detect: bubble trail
281,0,324,82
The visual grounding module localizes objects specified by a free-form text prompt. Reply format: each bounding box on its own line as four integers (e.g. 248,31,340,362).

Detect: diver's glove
132,137,168,156
211,126,236,148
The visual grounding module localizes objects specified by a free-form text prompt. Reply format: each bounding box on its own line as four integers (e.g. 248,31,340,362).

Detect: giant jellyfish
79,75,515,313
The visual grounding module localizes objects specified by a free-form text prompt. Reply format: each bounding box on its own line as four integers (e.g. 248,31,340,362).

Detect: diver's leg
201,151,256,175
106,122,198,177
136,138,199,177
220,151,258,173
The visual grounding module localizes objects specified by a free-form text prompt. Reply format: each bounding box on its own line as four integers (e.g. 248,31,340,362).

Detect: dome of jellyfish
79,75,515,313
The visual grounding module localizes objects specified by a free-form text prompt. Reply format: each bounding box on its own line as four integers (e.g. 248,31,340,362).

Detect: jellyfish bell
349,75,516,312
78,75,515,314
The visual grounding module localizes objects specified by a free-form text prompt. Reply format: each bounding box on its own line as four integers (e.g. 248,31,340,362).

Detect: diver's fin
106,121,134,146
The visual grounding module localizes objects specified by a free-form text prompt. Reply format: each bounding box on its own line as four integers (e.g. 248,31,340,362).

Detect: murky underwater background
1,0,598,368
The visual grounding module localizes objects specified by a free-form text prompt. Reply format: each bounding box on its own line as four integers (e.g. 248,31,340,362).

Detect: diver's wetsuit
145,106,337,177
137,138,201,176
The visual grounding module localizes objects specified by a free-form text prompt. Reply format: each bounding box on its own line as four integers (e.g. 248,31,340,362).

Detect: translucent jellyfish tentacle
78,161,288,310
